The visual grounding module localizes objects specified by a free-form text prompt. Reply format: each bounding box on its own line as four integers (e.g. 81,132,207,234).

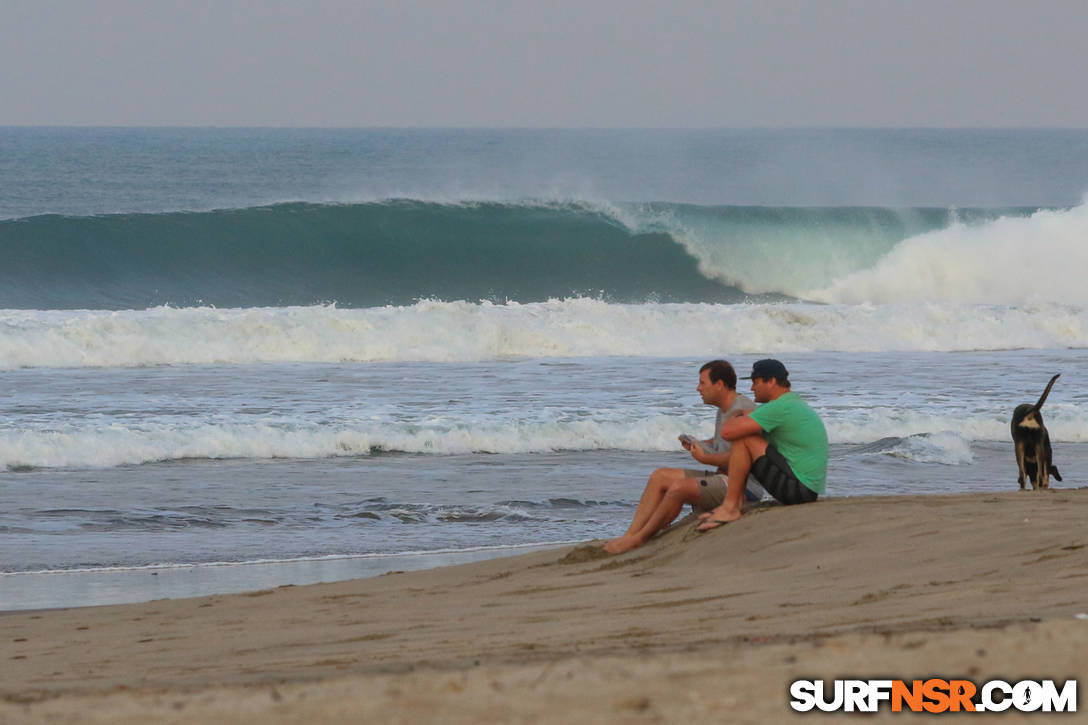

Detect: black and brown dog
1011,374,1063,490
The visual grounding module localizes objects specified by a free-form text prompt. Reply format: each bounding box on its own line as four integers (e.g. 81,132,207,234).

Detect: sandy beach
3,488,1087,723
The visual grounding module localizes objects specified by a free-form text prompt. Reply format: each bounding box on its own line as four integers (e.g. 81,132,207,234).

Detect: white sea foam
4,407,1087,470
0,415,698,469
888,432,976,466
1,298,1085,370
806,202,1088,305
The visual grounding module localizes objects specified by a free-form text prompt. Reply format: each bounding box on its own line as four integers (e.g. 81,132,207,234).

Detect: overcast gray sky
3,0,1087,127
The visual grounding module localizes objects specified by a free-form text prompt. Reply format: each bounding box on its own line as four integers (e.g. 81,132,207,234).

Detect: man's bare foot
696,518,730,532
602,535,643,554
696,504,742,530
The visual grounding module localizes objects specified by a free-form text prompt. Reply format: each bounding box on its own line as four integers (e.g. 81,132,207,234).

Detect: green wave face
0,200,1035,310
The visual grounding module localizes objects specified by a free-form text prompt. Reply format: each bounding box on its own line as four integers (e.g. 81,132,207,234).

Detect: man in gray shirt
603,360,764,553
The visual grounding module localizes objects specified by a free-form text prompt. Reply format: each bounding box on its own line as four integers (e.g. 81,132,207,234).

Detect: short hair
699,360,737,390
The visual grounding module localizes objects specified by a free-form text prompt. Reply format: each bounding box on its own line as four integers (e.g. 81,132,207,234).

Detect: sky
3,0,1088,128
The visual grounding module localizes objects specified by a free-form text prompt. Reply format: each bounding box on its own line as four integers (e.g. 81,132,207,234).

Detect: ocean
2,127,1087,610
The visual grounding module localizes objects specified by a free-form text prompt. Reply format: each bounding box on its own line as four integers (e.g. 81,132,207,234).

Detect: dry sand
3,489,1087,723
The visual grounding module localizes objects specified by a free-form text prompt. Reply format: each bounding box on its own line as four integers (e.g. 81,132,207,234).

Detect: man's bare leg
604,477,701,553
696,434,767,529
605,468,686,545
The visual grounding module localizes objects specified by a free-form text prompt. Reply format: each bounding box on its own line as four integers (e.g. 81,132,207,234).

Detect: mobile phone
678,434,697,447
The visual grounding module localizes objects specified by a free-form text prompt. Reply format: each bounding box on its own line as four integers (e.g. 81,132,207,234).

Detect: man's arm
690,409,762,466
719,413,763,441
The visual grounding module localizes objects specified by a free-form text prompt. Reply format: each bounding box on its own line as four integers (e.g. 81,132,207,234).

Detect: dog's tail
1052,466,1063,481
1033,374,1061,412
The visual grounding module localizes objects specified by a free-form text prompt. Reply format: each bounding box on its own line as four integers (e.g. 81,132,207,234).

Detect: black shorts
751,444,818,506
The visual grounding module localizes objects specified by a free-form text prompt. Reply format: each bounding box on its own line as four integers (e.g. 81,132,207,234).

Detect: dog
1011,374,1063,490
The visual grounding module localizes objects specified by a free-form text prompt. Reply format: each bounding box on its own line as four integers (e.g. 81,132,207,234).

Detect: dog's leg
1044,432,1061,485
1036,444,1048,489
1015,441,1028,489
1024,445,1041,491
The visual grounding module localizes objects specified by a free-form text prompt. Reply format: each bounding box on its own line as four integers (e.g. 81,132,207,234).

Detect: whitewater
1,295,1086,370
4,356,1088,472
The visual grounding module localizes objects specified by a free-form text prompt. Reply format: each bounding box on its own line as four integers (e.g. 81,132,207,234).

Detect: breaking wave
5,198,1077,309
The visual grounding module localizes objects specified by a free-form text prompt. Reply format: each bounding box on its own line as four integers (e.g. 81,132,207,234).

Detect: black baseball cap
745,359,789,381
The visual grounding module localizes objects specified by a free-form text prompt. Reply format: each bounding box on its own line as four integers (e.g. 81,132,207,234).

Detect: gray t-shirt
704,393,757,456
686,392,765,501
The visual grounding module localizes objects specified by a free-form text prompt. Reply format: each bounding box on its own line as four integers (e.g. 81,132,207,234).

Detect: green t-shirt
748,392,828,494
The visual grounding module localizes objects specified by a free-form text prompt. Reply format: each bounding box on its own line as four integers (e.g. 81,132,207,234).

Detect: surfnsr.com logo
790,679,1077,713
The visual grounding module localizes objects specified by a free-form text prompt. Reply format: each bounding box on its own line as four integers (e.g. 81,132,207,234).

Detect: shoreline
0,542,574,613
4,488,1087,722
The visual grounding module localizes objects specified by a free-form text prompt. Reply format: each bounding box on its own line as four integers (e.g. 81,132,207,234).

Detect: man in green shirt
696,359,828,531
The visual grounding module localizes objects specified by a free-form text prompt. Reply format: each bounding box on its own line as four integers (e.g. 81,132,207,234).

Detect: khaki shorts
684,469,766,512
